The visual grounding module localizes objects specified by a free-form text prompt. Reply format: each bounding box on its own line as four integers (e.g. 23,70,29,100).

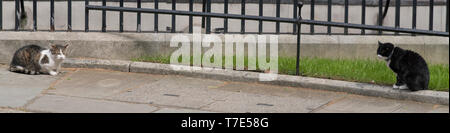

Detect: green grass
132,56,171,64
131,56,449,91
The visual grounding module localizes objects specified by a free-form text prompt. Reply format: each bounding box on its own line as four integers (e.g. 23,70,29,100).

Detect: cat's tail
8,64,15,72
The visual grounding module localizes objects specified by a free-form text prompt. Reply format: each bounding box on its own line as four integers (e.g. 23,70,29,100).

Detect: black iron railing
1,0,449,34
84,3,448,35
0,0,449,75
85,1,448,75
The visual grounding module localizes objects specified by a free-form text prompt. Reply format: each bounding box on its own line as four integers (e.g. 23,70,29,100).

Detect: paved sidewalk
0,65,448,113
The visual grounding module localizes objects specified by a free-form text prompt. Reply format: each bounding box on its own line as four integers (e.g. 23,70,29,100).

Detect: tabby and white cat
377,41,429,91
9,43,69,76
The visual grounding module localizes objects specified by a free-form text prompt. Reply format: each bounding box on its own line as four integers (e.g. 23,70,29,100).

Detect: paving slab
203,92,331,113
426,105,450,113
212,82,346,100
391,102,443,113
0,108,29,113
0,65,63,108
46,69,165,99
111,76,234,109
153,108,216,113
201,82,345,113
315,97,448,113
313,95,443,113
25,95,158,113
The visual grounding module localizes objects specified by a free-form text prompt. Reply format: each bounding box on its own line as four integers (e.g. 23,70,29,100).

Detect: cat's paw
49,71,58,76
15,66,24,71
393,84,400,89
398,85,409,90
28,71,40,75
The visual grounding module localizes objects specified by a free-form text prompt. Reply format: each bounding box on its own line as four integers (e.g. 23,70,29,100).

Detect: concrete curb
63,58,449,105
62,58,131,72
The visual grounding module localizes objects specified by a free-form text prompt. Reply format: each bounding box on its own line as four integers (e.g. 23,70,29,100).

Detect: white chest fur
39,49,63,72
386,59,391,68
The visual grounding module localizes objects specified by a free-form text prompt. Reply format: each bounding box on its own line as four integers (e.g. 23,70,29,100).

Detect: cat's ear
378,41,382,45
49,43,56,49
64,43,70,49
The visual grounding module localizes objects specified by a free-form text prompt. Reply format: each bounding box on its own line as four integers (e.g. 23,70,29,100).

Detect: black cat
377,41,429,91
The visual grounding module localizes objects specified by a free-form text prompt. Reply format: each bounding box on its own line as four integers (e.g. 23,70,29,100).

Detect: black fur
41,55,49,64
377,42,429,91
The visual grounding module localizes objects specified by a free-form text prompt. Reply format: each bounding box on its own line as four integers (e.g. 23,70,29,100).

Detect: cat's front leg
42,65,57,76
49,71,58,76
393,74,406,89
56,63,61,74
48,66,58,76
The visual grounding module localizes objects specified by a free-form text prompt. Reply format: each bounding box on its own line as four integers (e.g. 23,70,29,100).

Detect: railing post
189,0,193,33
85,0,89,32
293,0,297,34
412,0,417,36
395,0,400,35
0,0,3,30
259,0,263,34
15,0,19,31
201,0,205,28
327,0,331,35
137,0,141,32
51,0,55,31
275,0,280,34
429,0,434,31
344,0,348,35
224,0,228,33
206,0,211,34
446,0,449,32
154,0,159,32
171,0,176,33
378,0,382,35
296,2,303,76
102,0,106,32
361,0,366,35
33,0,36,31
120,0,123,32
20,0,24,18
241,0,245,34
310,0,314,34
68,0,72,31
